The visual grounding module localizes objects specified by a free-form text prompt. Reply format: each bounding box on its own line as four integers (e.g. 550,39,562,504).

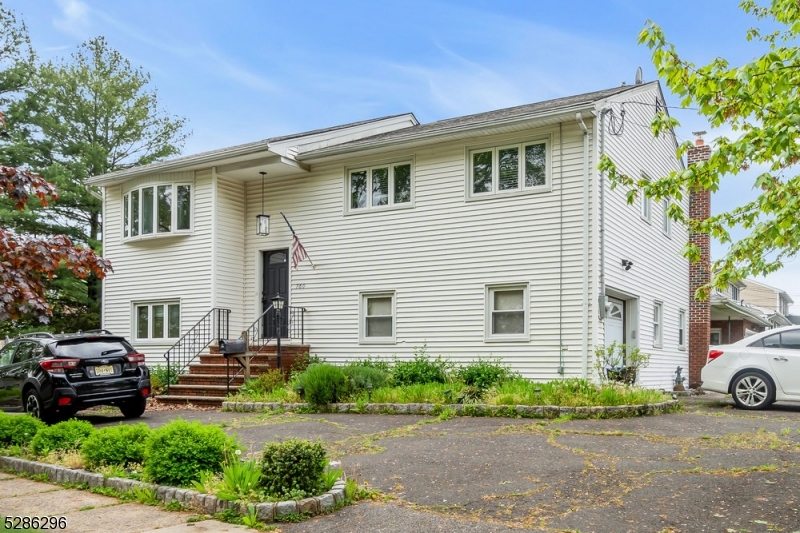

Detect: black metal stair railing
164,307,230,393
242,305,306,356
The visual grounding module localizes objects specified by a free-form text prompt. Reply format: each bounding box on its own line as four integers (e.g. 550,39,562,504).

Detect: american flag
291,233,308,269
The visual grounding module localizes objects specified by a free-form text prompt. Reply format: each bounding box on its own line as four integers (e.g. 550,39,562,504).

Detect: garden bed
0,455,345,523
222,399,680,417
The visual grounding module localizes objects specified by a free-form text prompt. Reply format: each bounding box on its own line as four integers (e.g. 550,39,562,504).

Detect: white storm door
605,297,625,346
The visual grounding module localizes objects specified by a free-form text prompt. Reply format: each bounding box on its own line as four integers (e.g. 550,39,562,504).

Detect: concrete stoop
0,455,345,523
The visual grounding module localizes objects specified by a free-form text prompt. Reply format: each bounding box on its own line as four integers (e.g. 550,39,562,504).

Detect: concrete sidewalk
0,472,248,532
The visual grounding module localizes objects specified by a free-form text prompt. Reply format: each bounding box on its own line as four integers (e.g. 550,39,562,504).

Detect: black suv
0,330,150,421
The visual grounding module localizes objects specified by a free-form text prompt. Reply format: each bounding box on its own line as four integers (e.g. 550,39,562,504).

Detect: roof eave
85,140,273,186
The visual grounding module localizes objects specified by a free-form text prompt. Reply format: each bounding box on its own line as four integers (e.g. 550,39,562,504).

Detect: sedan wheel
732,372,774,410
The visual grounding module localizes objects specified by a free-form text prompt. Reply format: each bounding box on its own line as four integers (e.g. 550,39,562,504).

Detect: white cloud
53,0,91,39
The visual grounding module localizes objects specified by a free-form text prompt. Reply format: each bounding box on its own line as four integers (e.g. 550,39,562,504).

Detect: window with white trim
123,183,191,239
653,302,663,348
134,302,180,340
359,292,395,343
468,139,549,197
678,309,686,349
661,199,671,236
486,284,529,340
348,162,412,211
641,174,652,222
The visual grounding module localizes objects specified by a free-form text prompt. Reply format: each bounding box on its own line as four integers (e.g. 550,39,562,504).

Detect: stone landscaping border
0,456,345,523
221,399,680,417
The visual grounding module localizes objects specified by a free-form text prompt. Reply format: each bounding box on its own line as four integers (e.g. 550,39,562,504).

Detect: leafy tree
0,34,188,330
0,138,111,323
599,0,800,297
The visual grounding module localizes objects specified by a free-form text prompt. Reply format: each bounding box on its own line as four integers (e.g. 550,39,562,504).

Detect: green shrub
594,342,651,384
291,352,325,375
149,374,165,393
30,419,95,456
81,423,151,468
0,413,45,447
241,370,285,396
260,438,327,499
143,419,237,486
297,364,347,405
456,358,515,392
344,355,392,373
341,365,390,395
393,344,452,385
148,364,182,387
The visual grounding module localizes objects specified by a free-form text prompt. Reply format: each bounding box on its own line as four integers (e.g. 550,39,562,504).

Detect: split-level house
86,80,692,391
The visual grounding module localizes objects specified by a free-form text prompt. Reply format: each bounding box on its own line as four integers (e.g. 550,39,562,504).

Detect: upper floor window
348,162,412,212
468,139,549,198
661,199,671,236
729,283,740,301
123,183,191,239
641,174,652,222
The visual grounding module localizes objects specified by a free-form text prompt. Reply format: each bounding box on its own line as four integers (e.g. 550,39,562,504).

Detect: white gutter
576,112,590,378
85,140,272,186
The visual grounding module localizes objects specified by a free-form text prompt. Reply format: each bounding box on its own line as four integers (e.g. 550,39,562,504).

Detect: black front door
262,250,289,338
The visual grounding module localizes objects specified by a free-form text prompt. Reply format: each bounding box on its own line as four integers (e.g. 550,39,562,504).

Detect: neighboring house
86,80,690,389
709,280,790,345
739,279,794,320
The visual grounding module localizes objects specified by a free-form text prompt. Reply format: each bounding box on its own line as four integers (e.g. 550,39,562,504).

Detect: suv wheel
119,396,146,419
24,388,54,422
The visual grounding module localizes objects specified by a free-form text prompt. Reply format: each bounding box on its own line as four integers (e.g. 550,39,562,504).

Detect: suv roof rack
17,332,56,339
83,329,115,335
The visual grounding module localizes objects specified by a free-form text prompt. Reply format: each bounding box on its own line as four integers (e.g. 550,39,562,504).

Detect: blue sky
6,0,799,310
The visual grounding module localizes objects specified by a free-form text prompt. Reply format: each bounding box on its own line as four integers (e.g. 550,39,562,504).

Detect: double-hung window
123,183,192,239
678,309,686,349
134,302,181,341
360,292,395,343
486,284,529,341
653,302,663,348
469,139,548,197
641,173,652,222
661,199,671,236
348,162,412,211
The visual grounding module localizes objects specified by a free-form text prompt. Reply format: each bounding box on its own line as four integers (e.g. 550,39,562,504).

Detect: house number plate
294,283,306,290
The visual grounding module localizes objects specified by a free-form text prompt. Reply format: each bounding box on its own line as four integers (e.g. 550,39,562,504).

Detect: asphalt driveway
3,393,800,532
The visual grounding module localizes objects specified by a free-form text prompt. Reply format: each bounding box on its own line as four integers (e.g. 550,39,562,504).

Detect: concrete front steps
155,344,310,408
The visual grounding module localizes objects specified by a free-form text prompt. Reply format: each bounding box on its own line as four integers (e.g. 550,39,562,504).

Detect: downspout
576,113,589,378
597,106,613,322
558,122,565,375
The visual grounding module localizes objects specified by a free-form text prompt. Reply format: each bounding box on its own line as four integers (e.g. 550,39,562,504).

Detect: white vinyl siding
241,122,593,380
467,138,550,198
102,170,212,363
602,84,689,389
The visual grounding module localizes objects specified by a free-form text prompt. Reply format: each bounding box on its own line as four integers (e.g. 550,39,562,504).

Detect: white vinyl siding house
89,81,688,387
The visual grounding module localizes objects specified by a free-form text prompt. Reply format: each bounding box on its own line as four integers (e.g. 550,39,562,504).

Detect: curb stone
0,456,347,523
221,399,680,417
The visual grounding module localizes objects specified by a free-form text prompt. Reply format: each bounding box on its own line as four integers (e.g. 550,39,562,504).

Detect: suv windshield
53,339,135,359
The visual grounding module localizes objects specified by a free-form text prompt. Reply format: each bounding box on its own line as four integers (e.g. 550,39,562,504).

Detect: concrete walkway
3,393,800,532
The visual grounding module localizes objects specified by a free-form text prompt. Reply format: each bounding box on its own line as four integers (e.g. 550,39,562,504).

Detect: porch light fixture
256,172,270,236
272,293,285,312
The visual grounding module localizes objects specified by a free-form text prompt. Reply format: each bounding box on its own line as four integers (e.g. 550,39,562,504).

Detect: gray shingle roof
298,83,650,157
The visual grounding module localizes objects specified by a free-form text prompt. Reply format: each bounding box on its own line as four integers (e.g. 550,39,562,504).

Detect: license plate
94,365,114,376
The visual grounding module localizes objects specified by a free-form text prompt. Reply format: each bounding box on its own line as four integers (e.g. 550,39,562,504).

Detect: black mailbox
219,338,247,355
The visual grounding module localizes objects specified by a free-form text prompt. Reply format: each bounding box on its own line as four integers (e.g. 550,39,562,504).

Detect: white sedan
701,325,800,410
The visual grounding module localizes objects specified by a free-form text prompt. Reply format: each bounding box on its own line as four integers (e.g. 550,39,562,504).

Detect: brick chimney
688,132,712,387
